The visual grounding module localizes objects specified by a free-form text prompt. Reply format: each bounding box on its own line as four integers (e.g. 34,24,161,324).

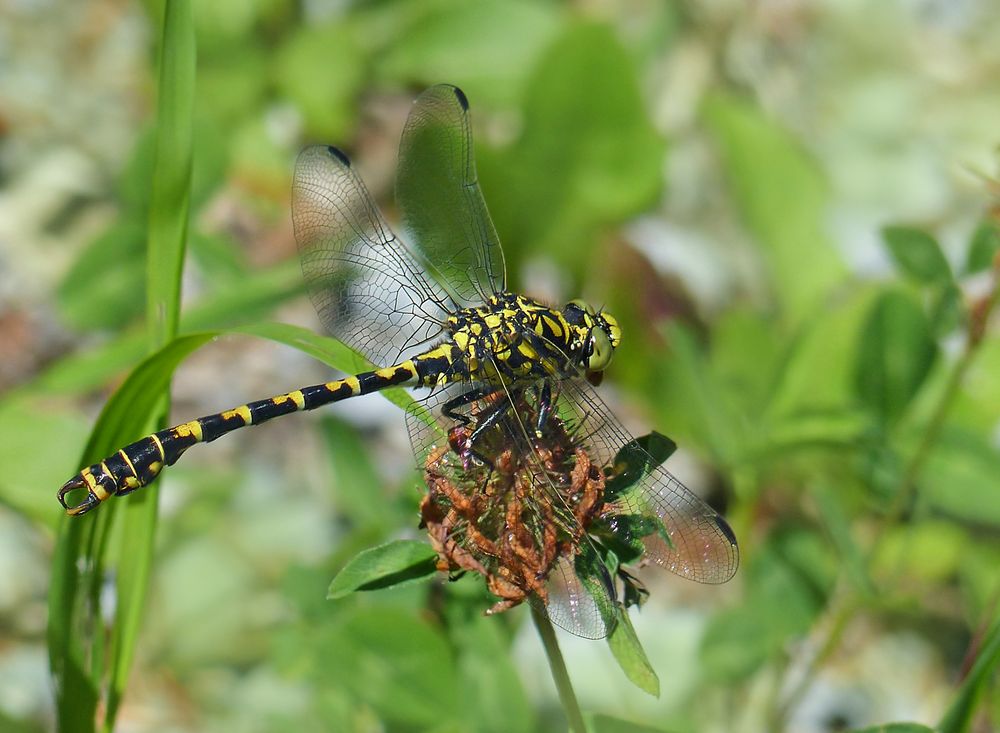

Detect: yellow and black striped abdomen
58,358,426,516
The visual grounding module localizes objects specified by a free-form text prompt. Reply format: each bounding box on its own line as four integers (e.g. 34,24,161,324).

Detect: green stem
532,605,587,733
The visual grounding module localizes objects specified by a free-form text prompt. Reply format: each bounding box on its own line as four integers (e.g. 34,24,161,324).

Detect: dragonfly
57,85,738,637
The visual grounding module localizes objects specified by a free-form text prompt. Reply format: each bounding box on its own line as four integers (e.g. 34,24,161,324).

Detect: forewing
292,144,452,367
556,380,739,585
397,85,505,304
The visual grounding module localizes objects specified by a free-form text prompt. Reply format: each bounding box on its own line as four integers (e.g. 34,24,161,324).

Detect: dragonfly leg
441,385,497,426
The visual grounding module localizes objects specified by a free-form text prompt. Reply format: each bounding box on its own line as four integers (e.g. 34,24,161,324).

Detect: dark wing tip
326,145,351,167
451,86,469,110
714,515,738,549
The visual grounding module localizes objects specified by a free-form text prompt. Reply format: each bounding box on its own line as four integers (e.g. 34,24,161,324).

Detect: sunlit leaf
608,606,660,697
328,540,438,599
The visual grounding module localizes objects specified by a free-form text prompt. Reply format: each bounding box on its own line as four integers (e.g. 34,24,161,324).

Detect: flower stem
532,605,587,733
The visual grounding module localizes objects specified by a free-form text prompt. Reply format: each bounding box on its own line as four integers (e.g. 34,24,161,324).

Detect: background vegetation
1,1,999,731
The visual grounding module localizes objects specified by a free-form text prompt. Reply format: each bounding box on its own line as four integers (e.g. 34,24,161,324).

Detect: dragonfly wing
292,144,452,367
555,379,740,585
397,84,506,305
537,552,615,640
408,379,618,639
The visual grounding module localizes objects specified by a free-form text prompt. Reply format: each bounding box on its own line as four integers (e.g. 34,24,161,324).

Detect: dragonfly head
564,300,622,381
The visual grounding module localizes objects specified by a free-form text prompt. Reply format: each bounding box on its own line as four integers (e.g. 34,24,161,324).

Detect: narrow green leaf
965,220,1000,274
854,289,937,424
48,334,212,733
146,0,196,347
106,4,196,727
328,540,439,599
937,611,1000,733
36,260,303,397
232,322,417,414
607,606,660,697
882,226,952,284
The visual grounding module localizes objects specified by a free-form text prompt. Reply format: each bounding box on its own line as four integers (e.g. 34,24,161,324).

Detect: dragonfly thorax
443,292,621,384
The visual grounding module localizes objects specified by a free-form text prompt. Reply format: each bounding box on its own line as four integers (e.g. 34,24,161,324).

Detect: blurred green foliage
1,0,999,732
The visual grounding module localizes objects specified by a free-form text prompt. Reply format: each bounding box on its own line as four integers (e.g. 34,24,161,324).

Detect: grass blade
103,2,196,727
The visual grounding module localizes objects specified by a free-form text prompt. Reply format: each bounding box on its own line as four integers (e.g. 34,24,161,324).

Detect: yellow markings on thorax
484,313,502,330
540,315,564,340
517,341,539,360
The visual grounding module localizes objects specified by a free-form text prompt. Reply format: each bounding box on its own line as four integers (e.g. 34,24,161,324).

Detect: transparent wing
407,379,618,640
397,84,506,305
535,554,614,640
292,144,453,367
556,379,740,585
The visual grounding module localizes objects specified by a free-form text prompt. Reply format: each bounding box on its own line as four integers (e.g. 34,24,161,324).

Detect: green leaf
607,606,660,697
937,611,1000,733
232,321,416,414
319,607,460,728
377,0,561,106
453,615,534,733
0,397,87,528
605,431,677,500
481,22,664,275
965,220,1000,274
48,335,212,733
327,540,439,599
850,725,936,733
882,226,952,284
854,289,937,424
701,527,833,681
929,283,965,337
703,94,845,317
273,22,363,140
921,427,1000,527
319,416,390,528
56,219,147,331
147,0,196,348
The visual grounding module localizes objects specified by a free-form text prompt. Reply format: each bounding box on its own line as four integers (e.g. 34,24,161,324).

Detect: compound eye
587,327,613,371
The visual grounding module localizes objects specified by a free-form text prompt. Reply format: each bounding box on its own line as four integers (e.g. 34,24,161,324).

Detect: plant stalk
532,605,587,733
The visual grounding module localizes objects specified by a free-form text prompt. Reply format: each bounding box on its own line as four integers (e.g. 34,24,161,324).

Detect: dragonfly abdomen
58,360,422,516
